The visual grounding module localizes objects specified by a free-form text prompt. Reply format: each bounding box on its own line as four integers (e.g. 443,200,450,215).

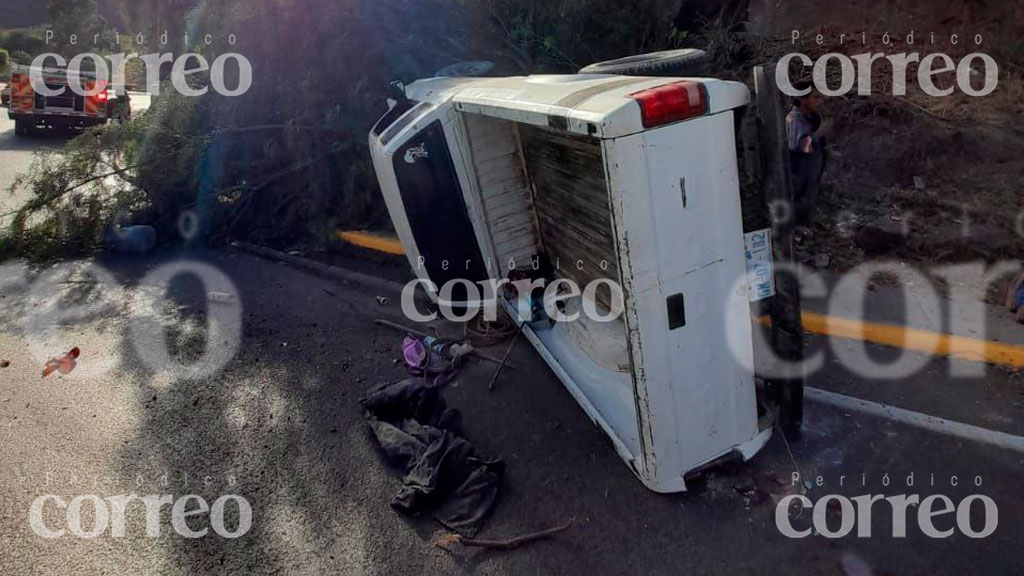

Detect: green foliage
0,28,48,62
103,0,199,51
470,0,685,72
1,115,153,261
5,0,736,261
46,0,113,56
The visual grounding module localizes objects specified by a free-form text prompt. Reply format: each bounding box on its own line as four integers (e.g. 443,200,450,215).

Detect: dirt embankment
745,0,1024,272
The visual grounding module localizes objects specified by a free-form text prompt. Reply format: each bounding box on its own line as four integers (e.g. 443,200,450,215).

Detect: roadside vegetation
1,0,709,261
1,0,1022,266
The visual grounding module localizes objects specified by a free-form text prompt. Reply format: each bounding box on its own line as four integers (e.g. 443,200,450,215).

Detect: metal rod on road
487,324,523,392
374,318,517,370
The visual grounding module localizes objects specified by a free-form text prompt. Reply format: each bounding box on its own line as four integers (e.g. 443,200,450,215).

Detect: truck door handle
667,293,686,330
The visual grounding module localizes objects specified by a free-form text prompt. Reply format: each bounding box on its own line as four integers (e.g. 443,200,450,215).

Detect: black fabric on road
361,378,504,537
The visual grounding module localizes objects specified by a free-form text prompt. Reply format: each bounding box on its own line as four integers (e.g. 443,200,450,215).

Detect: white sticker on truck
744,229,776,302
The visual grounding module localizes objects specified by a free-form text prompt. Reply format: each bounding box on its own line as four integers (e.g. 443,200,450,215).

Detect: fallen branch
1,144,192,221
210,124,353,138
433,518,575,551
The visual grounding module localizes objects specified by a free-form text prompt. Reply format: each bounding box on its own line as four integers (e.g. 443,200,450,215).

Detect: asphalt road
0,116,1021,574
0,247,1018,575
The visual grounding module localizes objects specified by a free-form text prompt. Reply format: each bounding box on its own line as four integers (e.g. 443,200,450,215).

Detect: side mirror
387,80,407,103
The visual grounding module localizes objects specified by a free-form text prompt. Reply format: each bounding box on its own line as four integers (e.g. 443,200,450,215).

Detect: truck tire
435,61,495,78
578,49,709,76
751,64,804,441
14,120,25,136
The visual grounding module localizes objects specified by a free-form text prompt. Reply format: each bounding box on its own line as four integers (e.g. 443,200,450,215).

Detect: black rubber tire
435,61,495,78
14,120,25,136
579,49,709,77
751,64,804,441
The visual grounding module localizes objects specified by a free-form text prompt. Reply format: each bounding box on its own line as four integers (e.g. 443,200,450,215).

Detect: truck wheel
751,64,804,441
14,120,25,136
435,60,495,78
578,49,709,76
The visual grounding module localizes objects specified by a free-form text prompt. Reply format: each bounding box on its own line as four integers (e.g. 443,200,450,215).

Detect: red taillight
96,90,109,102
629,81,708,128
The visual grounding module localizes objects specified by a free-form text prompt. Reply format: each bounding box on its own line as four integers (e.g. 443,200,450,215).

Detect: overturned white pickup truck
369,51,803,493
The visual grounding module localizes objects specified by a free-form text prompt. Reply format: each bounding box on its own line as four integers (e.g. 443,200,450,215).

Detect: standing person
786,80,828,225
1005,270,1024,324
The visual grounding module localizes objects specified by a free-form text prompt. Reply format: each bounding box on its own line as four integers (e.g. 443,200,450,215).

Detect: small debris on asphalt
376,296,389,306
208,291,235,303
42,347,80,378
840,552,876,576
0,359,10,368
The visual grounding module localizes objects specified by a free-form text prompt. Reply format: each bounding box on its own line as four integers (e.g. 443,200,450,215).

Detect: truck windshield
372,100,425,144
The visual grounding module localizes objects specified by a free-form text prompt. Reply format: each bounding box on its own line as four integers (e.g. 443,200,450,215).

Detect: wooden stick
374,319,517,370
487,323,523,392
438,518,575,551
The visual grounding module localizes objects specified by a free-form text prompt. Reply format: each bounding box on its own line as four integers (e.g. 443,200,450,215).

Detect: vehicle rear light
96,90,109,102
629,81,708,128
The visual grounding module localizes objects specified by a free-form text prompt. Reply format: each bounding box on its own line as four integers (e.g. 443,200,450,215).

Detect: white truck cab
369,69,792,493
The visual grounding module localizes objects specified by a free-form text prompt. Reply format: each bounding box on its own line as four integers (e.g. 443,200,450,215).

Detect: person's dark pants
790,147,825,225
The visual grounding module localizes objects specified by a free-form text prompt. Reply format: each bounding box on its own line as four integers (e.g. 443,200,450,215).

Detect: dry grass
748,31,1023,129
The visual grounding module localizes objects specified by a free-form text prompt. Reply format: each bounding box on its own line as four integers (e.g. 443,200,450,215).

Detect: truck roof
405,74,750,138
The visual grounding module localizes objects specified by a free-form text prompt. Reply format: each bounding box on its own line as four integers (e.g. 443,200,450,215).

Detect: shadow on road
0,123,72,153
3,248,1019,574
97,250,447,573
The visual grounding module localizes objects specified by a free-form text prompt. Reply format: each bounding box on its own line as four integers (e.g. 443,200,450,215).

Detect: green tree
106,0,200,53
46,0,111,56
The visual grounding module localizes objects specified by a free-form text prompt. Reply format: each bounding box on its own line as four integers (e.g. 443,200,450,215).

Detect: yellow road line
760,312,1024,369
336,230,405,256
333,230,1024,368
